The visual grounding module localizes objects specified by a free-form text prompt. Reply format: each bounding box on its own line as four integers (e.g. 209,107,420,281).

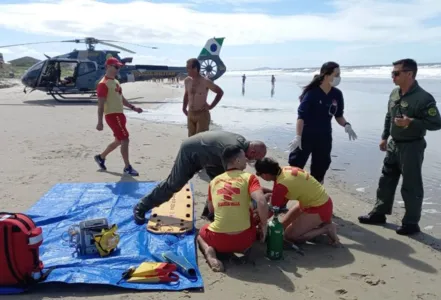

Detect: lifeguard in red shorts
94,57,143,176
197,145,269,272
254,157,340,245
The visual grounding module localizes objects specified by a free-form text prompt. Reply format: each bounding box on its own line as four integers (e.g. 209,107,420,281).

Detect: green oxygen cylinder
266,214,284,260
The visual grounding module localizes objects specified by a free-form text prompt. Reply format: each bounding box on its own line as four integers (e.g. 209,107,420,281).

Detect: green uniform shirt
185,130,250,168
381,81,441,141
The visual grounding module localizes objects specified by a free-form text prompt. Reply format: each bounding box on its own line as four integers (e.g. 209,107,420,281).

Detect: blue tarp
15,182,202,291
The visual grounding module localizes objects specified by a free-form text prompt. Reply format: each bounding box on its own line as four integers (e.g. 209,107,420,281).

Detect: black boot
133,203,146,225
358,213,386,225
396,224,420,235
201,201,215,222
201,204,210,219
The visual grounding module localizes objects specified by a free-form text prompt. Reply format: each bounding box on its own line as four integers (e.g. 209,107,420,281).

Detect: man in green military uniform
132,130,267,225
358,58,441,235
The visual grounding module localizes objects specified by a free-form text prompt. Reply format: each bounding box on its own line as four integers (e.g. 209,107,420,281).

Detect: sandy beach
1,81,440,300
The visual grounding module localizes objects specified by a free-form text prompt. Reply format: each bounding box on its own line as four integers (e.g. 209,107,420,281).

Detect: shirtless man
182,58,224,137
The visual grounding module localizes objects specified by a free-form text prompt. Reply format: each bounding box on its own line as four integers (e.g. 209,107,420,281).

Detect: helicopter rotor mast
0,37,158,54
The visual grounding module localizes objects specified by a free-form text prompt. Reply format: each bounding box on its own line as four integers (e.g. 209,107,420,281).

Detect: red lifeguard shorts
199,213,257,253
301,197,333,223
105,113,129,141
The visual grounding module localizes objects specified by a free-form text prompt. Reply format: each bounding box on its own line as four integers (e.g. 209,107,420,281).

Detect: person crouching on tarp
254,157,340,246
197,145,269,272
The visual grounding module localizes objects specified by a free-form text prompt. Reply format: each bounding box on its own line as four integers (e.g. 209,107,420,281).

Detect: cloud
188,0,281,4
232,7,269,13
0,0,440,48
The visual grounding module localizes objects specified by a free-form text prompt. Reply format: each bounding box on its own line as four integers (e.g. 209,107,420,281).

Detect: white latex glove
345,124,357,141
288,135,302,152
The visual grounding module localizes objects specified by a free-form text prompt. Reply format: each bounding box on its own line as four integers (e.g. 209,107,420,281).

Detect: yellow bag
93,224,120,257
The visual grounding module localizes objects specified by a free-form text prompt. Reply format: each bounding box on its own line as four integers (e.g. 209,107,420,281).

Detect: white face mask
331,76,341,87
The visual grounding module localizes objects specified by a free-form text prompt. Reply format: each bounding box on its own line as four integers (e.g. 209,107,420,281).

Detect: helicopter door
76,61,98,90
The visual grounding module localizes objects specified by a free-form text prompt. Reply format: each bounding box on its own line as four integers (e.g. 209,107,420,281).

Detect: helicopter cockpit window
27,61,44,73
77,62,96,76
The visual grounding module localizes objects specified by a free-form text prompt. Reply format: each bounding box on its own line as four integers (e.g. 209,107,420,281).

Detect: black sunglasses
391,69,412,77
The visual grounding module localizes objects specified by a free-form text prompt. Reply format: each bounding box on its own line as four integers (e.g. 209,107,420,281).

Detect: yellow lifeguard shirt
208,169,261,233
96,76,124,115
271,166,329,209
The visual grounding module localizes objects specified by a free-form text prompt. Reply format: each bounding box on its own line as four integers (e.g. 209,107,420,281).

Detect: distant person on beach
271,75,275,86
255,157,340,245
358,58,441,236
94,57,143,176
242,74,246,85
197,145,269,272
288,61,357,184
133,130,267,225
182,58,224,137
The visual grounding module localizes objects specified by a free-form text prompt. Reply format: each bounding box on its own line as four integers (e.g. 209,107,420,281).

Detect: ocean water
127,64,441,232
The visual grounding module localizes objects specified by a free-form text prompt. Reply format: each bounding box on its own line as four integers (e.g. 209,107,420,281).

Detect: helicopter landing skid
48,91,97,103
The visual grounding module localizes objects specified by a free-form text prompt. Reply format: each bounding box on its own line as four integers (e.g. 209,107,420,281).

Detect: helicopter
0,37,226,102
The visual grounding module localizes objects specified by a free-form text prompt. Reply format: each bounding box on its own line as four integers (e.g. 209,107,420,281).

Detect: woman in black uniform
288,61,357,184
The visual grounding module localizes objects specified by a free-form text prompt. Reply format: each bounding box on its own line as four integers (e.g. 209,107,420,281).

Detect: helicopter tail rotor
197,37,226,81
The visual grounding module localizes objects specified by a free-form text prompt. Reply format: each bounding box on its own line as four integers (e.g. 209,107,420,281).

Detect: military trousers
138,140,203,211
372,138,426,225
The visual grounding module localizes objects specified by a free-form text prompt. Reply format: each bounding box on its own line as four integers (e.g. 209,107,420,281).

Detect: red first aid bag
0,212,46,291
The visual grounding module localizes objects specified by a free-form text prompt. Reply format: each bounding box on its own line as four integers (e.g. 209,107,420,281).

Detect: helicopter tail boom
118,64,186,84
117,37,226,84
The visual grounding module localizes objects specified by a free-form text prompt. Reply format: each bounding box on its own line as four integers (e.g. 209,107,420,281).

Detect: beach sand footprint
335,288,348,295
415,292,437,300
334,289,358,300
346,272,386,286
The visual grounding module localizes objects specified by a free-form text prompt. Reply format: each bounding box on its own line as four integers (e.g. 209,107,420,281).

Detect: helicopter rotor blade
61,39,84,44
100,40,158,50
0,37,154,53
0,39,87,49
97,41,136,54
0,40,69,49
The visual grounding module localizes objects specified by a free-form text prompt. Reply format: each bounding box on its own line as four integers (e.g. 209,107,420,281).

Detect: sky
0,0,441,70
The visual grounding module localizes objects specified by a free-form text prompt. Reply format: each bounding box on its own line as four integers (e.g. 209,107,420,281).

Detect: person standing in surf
182,58,224,137
287,61,357,184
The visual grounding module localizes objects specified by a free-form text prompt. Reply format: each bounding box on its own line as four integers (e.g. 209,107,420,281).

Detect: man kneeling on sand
197,145,269,272
254,157,340,245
